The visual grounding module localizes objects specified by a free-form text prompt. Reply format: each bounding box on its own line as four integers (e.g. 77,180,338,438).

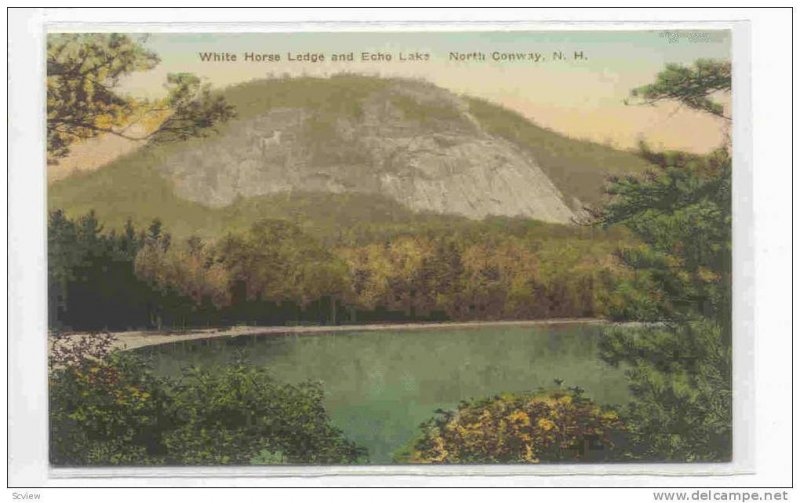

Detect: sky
50,30,732,182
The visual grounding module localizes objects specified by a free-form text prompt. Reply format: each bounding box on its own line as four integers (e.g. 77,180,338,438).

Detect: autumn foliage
49,210,631,331
399,388,624,464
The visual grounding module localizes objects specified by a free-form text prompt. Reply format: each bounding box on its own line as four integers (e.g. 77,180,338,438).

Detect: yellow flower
601,411,619,421
508,410,530,426
524,444,538,462
537,418,555,431
431,436,449,462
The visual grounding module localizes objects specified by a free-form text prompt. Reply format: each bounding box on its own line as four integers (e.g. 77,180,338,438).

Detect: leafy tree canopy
47,34,235,162
594,57,733,462
594,144,731,325
627,59,731,120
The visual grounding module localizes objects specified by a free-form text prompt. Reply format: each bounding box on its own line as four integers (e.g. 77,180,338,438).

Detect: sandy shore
54,318,608,352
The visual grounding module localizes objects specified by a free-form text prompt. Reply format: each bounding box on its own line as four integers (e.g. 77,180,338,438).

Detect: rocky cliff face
157,79,578,224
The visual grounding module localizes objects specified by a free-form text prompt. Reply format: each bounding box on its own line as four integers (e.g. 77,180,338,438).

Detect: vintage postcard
45,28,734,469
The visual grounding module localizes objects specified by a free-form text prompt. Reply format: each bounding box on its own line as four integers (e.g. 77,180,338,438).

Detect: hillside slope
49,74,652,236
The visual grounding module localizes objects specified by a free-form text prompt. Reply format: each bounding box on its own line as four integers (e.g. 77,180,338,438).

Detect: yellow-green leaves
402,388,624,464
47,34,234,162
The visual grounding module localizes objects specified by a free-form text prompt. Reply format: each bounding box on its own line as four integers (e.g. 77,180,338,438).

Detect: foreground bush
599,320,731,462
397,387,625,464
49,335,366,465
163,362,366,465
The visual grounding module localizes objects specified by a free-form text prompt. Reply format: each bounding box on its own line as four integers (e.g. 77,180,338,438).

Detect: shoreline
55,318,609,352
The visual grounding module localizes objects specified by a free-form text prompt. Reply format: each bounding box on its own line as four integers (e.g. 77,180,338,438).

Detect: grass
389,93,465,126
222,74,391,123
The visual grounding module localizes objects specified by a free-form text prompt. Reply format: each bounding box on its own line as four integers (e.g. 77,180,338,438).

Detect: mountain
48,74,652,238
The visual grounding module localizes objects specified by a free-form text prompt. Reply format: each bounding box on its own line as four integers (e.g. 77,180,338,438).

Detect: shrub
164,360,367,465
49,343,175,465
49,337,366,465
397,387,625,464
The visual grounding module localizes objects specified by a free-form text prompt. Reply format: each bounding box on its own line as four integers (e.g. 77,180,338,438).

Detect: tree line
48,208,631,331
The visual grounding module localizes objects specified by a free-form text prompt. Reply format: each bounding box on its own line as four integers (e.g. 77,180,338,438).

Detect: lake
137,323,630,463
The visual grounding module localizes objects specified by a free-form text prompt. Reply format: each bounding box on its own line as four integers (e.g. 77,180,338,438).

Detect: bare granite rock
157,81,578,224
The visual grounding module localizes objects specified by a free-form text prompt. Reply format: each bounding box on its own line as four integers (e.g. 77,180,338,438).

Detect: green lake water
138,323,630,464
